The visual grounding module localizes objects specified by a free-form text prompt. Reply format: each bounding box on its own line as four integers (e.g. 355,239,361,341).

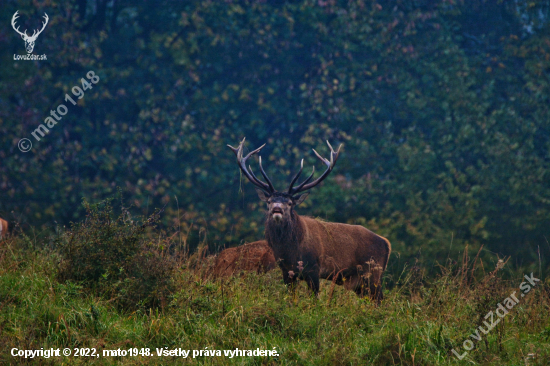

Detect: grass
1,232,549,365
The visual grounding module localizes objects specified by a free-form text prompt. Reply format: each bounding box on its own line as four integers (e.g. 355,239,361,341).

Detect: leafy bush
2,224,550,365
57,195,176,310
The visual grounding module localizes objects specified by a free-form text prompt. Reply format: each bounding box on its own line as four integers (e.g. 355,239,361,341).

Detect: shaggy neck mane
265,210,303,258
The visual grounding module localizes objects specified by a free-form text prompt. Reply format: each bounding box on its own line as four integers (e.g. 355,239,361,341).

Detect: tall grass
0,219,549,365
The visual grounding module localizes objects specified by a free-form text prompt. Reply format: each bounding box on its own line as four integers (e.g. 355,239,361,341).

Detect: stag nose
271,203,283,212
271,203,284,222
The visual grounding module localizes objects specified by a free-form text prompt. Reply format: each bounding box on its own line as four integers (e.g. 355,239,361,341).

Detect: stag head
12,11,49,54
228,138,341,223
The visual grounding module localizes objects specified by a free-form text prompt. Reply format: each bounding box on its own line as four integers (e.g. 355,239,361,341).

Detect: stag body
212,240,276,277
228,138,391,301
266,210,390,299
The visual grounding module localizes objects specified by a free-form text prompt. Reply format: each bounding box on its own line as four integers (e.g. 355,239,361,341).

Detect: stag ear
293,192,309,206
255,188,271,202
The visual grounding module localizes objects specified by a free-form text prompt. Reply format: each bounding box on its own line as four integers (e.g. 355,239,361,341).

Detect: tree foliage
1,0,549,275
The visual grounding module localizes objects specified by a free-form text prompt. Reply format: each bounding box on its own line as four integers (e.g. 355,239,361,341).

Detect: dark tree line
1,0,549,276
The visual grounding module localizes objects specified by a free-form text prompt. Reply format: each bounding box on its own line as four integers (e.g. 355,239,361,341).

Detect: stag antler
11,11,27,38
29,13,49,41
11,11,49,41
228,138,275,194
288,140,342,195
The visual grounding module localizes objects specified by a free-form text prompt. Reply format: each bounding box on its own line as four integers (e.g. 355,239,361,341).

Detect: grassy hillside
1,227,549,365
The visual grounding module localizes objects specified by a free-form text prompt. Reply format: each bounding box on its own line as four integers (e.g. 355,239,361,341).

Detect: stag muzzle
271,204,284,222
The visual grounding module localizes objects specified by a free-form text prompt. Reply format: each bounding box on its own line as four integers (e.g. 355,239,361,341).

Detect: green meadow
1,200,548,365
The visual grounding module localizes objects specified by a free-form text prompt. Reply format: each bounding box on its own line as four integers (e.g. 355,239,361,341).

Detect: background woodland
1,0,550,277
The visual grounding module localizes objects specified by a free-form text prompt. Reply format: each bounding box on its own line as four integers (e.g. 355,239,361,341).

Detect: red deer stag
228,138,391,301
212,240,276,278
0,218,8,240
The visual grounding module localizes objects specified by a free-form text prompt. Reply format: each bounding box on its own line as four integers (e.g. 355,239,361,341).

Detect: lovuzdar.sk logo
12,10,48,61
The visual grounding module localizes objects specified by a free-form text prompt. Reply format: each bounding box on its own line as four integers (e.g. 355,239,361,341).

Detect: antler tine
243,144,266,160
287,159,304,194
227,137,245,156
290,166,315,194
258,156,275,192
227,138,274,194
228,138,265,160
11,11,27,37
312,148,329,165
11,11,18,25
248,164,272,193
33,13,49,37
290,140,342,194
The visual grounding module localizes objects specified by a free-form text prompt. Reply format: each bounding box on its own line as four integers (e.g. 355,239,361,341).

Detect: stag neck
265,209,304,250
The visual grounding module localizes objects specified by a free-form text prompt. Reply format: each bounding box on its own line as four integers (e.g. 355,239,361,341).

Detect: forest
2,0,550,273
1,0,550,364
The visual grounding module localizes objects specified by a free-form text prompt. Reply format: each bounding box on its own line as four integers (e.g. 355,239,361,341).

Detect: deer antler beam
228,138,275,194
289,140,342,195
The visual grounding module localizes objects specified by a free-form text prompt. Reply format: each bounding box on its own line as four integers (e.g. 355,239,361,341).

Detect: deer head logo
11,11,49,54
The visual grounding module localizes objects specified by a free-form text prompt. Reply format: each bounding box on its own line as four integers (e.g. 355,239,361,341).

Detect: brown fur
227,138,390,301
0,218,7,240
212,240,276,278
266,210,391,302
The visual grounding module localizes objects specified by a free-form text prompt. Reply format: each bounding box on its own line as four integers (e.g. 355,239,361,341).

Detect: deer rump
268,216,391,300
0,218,7,240
212,240,276,278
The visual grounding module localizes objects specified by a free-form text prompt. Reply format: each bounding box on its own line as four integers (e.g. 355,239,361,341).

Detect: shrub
57,195,176,310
